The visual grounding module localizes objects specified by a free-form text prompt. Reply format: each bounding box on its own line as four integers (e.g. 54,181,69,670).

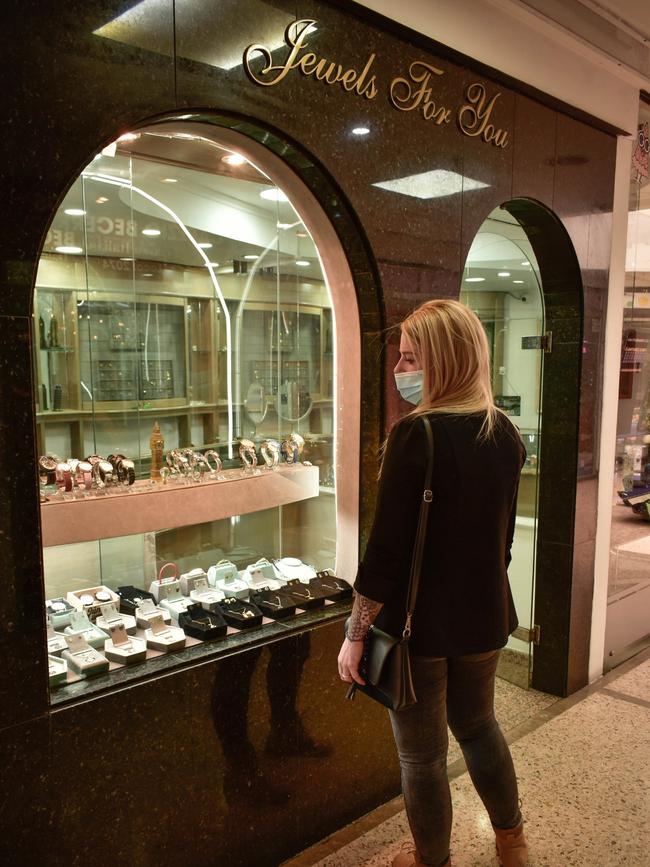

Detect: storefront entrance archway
461,199,583,696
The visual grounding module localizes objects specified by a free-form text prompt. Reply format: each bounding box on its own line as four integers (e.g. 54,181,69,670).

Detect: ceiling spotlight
222,153,247,166
244,254,259,260
160,177,178,183
295,260,310,266
96,196,108,204
197,242,213,249
497,271,511,277
352,126,370,136
64,208,86,216
260,188,288,202
55,246,84,254
142,228,161,236
464,277,485,283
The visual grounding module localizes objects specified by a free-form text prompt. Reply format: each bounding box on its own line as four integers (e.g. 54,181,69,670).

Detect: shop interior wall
1,0,616,861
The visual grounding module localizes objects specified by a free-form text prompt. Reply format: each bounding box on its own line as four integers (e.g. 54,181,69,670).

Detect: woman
338,299,528,867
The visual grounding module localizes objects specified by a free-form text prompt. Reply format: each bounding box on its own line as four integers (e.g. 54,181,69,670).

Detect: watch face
79,594,94,606
78,461,92,473
98,460,113,474
95,590,111,602
39,456,57,471
85,455,102,465
50,601,66,612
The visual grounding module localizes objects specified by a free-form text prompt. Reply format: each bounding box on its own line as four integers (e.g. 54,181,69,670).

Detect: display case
36,122,348,701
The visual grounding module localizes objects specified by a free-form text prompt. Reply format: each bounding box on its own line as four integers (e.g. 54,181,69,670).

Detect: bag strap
403,416,434,639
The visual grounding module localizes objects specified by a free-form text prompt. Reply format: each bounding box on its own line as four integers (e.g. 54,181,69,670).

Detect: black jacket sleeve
354,418,426,603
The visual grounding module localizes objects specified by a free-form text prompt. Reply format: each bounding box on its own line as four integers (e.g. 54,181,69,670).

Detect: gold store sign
244,19,509,148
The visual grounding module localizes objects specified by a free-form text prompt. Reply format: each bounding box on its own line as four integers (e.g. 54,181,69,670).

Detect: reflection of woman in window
338,300,528,867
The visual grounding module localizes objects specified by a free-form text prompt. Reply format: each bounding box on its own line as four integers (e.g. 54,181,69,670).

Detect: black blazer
354,411,526,657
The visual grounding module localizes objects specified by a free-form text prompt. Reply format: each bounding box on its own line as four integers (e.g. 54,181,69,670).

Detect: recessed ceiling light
352,126,370,136
373,169,488,200
197,242,212,249
142,228,161,236
260,188,288,202
160,177,178,183
222,153,247,166
464,277,485,283
497,271,511,277
244,254,259,260
295,260,310,266
55,246,84,254
96,196,108,204
513,280,524,284
64,208,86,216
277,222,292,230
296,231,307,238
521,260,530,266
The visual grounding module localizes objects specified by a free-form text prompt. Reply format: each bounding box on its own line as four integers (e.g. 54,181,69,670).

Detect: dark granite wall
0,0,616,863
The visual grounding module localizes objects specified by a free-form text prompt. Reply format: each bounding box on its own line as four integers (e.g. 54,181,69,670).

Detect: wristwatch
38,455,57,486
55,462,73,492
75,460,93,490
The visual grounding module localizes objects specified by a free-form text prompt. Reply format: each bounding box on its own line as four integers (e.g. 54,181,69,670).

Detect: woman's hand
338,637,366,685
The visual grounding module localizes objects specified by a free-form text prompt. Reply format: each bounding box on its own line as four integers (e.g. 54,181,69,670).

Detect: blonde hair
400,298,499,438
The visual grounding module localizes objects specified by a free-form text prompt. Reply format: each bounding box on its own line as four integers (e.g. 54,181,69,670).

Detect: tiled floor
285,650,650,867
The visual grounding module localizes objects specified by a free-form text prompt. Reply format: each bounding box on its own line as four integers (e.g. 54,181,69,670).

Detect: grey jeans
389,651,521,867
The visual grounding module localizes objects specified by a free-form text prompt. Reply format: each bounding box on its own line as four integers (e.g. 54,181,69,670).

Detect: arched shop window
38,120,359,696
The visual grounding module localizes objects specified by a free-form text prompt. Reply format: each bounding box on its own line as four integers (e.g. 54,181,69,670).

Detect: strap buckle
403,612,412,639
423,489,433,502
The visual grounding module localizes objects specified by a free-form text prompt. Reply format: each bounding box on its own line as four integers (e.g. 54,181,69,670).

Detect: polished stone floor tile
605,656,650,703
290,670,650,867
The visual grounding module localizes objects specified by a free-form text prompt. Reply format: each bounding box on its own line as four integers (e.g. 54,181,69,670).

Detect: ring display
238,439,258,469
260,439,280,469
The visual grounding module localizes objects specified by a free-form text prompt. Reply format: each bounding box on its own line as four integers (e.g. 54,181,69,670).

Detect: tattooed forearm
346,592,383,641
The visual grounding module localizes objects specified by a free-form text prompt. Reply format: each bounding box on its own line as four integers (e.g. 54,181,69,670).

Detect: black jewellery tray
283,578,326,610
178,604,227,640
308,572,353,602
249,588,297,620
116,585,156,615
218,598,263,629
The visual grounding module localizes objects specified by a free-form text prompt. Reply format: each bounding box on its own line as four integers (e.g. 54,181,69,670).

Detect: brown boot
493,821,528,867
391,843,451,867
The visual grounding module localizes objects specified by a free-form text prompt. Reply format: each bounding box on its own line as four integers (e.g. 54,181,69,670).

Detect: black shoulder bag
346,416,434,711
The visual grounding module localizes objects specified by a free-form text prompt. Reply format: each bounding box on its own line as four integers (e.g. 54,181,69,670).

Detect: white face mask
394,370,423,405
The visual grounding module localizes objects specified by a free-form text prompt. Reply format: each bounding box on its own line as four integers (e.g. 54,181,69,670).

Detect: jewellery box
95,602,137,635
103,621,147,664
116,585,156,615
243,558,284,591
48,654,68,688
218,597,263,629
67,585,121,622
273,557,317,583
46,597,75,629
249,589,297,620
208,560,249,599
47,624,68,656
308,571,353,602
158,590,193,621
134,599,172,630
178,604,227,640
143,614,186,652
149,562,181,603
188,576,224,612
62,634,110,677
283,578,326,610
179,567,210,596
64,610,109,649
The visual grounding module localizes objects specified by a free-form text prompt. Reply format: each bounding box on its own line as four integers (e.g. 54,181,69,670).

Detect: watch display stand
273,557,317,583
249,589,297,620
134,599,172,630
144,613,186,652
46,597,75,629
218,597,263,629
117,585,156,615
48,654,68,688
96,602,137,635
47,623,68,656
67,585,121,622
158,590,193,621
64,610,109,649
308,572,353,602
188,576,225,611
179,568,209,596
62,633,110,677
283,578,326,610
178,603,228,640
208,561,249,599
243,558,284,591
103,621,147,664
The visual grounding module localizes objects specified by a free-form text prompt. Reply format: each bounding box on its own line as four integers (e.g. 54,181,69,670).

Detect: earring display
208,560,249,599
47,624,68,656
134,599,172,630
62,633,110,677
144,613,186,652
243,558,284,590
178,603,228,640
179,567,209,597
95,602,137,636
150,562,181,603
188,576,225,612
48,654,68,688
64,610,109,648
103,622,147,664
